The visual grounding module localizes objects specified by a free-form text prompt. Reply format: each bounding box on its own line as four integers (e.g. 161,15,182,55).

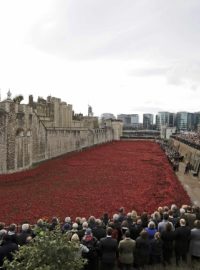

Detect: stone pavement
176,162,200,207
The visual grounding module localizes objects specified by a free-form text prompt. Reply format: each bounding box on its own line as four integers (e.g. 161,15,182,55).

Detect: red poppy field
0,140,190,225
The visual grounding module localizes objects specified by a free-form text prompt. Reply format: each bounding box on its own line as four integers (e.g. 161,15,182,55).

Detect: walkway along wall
0,98,115,174
170,138,200,178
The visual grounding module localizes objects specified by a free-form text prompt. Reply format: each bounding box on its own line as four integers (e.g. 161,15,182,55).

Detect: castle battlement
0,94,122,174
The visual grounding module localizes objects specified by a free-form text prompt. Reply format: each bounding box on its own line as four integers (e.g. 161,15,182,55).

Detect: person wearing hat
81,228,99,270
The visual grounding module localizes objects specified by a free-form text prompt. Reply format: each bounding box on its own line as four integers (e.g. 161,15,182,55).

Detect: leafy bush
3,228,86,270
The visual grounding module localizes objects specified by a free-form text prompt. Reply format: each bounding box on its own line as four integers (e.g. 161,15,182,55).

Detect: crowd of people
1,204,200,269
158,140,183,172
173,132,200,150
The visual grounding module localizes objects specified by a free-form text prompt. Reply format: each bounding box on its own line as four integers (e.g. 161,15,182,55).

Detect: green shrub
3,228,86,270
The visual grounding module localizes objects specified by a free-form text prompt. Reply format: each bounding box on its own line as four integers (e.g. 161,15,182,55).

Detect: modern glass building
143,114,153,129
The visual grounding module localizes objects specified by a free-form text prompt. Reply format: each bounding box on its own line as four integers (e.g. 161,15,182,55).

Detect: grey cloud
166,61,200,88
28,0,200,62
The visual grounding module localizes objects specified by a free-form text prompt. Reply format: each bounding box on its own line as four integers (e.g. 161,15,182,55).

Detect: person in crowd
102,212,109,227
126,213,133,229
118,207,126,223
158,213,174,233
81,228,99,270
92,219,106,241
145,221,157,240
66,222,79,241
62,217,72,233
193,206,200,220
17,223,35,246
7,224,18,244
0,233,18,267
174,218,191,266
171,204,179,218
134,230,150,269
75,217,82,230
151,211,161,227
149,232,163,265
48,217,59,231
129,218,143,240
140,212,149,228
71,233,89,259
161,222,175,266
0,230,7,246
121,220,129,239
174,208,186,228
130,210,138,223
110,214,122,242
34,219,48,236
0,223,5,231
99,227,118,270
184,205,196,229
78,221,88,240
157,207,164,220
184,161,191,174
118,230,136,270
189,220,200,264
88,216,96,230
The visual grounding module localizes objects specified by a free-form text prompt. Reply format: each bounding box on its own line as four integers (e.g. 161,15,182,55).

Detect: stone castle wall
0,109,7,173
0,96,117,174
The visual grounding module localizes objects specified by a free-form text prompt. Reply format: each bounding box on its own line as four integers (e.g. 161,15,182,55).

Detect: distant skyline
0,0,200,117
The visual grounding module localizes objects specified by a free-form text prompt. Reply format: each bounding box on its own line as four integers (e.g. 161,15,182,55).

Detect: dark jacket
0,240,18,267
92,226,106,241
134,236,150,267
99,236,118,264
174,225,191,254
161,230,174,254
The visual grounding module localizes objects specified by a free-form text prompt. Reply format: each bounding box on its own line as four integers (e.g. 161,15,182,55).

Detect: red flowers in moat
0,141,190,224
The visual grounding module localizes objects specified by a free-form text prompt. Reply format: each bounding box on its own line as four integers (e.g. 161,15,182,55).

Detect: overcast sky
0,0,200,120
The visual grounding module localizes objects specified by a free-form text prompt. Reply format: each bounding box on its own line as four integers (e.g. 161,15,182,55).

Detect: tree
3,227,86,270
13,95,24,104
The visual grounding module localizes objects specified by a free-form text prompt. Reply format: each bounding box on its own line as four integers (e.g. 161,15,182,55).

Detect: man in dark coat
99,227,118,270
134,230,150,268
161,222,175,265
92,219,106,241
0,234,18,267
174,218,191,266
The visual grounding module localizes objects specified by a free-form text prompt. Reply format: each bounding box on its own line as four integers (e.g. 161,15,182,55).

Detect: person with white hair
17,223,35,246
174,218,191,266
62,217,72,233
145,221,157,240
66,223,79,241
71,233,89,259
